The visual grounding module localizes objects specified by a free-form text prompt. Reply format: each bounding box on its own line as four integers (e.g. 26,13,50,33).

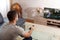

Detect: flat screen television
44,7,60,20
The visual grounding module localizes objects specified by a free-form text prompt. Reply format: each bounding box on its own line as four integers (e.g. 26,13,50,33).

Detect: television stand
47,19,60,27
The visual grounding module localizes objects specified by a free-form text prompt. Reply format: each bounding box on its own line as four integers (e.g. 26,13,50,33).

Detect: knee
23,36,32,40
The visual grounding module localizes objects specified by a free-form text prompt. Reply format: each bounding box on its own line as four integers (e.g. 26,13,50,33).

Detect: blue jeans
23,36,32,40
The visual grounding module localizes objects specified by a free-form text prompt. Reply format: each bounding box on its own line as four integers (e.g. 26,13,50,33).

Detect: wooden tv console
47,19,60,27
25,17,60,27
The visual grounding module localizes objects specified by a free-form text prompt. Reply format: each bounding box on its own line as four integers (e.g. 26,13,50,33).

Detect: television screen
44,7,60,20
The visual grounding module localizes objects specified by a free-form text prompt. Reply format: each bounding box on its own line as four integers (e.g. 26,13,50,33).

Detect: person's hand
29,25,35,30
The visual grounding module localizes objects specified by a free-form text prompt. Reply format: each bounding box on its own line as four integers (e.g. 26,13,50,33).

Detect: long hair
11,3,22,17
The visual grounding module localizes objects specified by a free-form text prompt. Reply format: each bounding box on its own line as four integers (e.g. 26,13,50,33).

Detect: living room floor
23,22,60,40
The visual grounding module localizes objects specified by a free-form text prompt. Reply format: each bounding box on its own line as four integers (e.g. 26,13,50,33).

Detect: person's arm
23,27,34,38
16,25,34,38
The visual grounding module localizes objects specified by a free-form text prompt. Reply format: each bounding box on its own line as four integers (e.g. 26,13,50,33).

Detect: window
0,0,10,17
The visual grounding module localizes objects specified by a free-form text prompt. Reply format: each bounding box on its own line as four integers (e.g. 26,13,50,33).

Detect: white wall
0,0,10,17
12,0,43,9
43,0,60,9
0,0,60,18
12,0,60,18
12,0,60,9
